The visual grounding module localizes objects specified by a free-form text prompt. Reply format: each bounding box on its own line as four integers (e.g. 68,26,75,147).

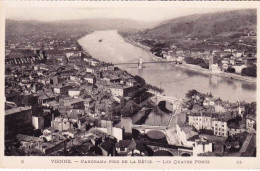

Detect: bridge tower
138,57,143,69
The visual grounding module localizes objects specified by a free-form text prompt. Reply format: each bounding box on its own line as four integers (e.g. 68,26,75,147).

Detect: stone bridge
145,142,193,156
132,125,167,134
151,94,183,110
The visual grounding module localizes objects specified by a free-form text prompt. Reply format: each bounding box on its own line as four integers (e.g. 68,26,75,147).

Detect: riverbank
174,63,256,84
124,37,151,51
125,38,256,84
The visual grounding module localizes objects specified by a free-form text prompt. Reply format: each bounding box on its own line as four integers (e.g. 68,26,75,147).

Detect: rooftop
5,106,31,116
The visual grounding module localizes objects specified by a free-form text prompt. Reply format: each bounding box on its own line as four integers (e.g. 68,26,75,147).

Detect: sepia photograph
0,1,259,169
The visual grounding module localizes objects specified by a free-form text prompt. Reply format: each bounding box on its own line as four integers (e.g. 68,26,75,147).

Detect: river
78,30,256,103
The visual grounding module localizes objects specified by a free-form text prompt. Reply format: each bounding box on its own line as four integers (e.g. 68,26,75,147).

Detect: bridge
150,94,183,111
133,95,182,129
131,94,184,147
132,94,182,133
143,141,193,156
113,61,176,65
132,125,167,134
113,57,176,69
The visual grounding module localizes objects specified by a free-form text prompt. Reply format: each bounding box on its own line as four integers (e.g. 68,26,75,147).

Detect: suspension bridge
113,57,176,69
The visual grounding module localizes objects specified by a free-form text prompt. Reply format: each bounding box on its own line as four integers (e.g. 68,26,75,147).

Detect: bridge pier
138,57,143,69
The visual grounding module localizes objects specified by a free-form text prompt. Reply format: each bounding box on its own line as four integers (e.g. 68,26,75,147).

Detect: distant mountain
144,9,256,38
53,18,159,32
5,18,159,39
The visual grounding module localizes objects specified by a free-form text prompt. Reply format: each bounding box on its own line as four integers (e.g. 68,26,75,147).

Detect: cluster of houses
161,48,256,74
128,32,256,75
186,92,256,135
5,43,164,156
180,91,256,156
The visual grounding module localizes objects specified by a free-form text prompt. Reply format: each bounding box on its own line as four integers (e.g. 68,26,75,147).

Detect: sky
6,7,232,22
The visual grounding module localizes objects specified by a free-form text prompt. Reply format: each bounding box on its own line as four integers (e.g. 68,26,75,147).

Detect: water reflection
241,82,256,90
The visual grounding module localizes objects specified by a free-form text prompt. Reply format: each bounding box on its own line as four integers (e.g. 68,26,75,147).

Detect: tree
241,66,257,77
186,89,199,99
194,58,205,65
199,62,209,69
134,75,146,85
185,57,195,64
226,67,235,73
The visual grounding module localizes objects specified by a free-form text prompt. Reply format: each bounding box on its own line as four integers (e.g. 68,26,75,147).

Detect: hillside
144,9,256,39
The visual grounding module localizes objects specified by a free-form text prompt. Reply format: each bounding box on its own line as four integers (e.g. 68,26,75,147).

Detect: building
53,85,72,95
116,140,136,156
16,134,39,149
109,85,132,97
233,65,247,74
246,115,256,133
86,66,95,73
68,89,81,97
84,75,96,85
176,124,198,147
193,139,213,156
210,64,221,73
100,139,115,156
61,98,85,110
5,106,32,137
188,112,213,130
38,94,56,105
32,115,45,129
120,117,133,133
37,130,68,155
125,78,137,87
51,116,73,132
212,118,228,137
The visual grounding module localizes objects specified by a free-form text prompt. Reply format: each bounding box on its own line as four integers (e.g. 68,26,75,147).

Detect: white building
193,140,213,156
68,89,81,97
246,115,256,133
233,65,247,74
210,64,222,73
188,113,213,130
84,76,95,84
32,115,44,129
86,67,94,73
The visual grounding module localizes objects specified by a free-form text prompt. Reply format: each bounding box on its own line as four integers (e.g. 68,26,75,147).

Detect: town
120,18,257,81
5,27,256,157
